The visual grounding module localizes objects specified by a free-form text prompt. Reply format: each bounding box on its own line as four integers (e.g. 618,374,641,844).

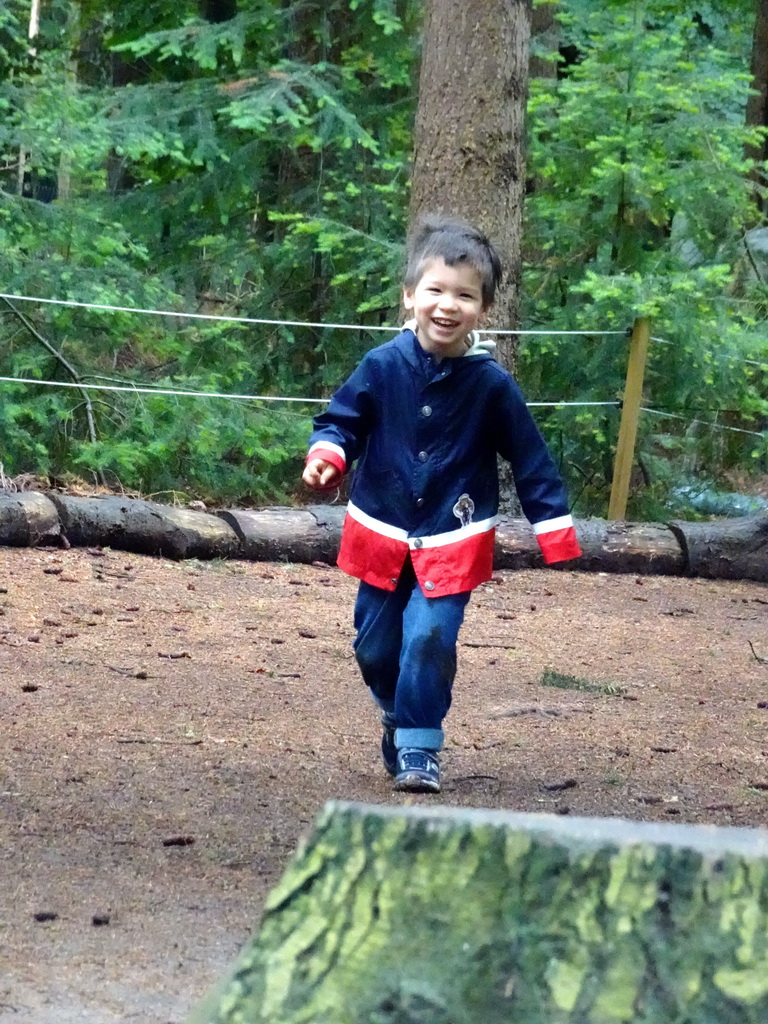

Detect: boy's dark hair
404,214,503,309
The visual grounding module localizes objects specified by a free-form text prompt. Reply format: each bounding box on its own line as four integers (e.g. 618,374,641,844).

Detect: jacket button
421,405,432,417
424,581,435,591
416,497,425,507
418,450,428,462
390,577,398,585
413,538,423,549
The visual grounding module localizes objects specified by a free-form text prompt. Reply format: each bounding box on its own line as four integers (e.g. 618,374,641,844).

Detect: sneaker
381,714,397,776
394,748,441,793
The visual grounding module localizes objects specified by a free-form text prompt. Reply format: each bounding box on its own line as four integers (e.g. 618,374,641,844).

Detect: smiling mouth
432,318,458,329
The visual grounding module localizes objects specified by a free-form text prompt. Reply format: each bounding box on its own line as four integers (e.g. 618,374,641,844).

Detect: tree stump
47,494,239,560
190,801,768,1024
0,491,60,547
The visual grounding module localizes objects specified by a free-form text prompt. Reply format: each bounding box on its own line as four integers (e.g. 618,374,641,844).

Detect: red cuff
305,447,346,475
537,527,582,564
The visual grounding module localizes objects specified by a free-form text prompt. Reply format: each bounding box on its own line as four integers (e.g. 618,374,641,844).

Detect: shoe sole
394,771,441,793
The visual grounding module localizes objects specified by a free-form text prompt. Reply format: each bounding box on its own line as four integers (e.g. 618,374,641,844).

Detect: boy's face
403,258,487,359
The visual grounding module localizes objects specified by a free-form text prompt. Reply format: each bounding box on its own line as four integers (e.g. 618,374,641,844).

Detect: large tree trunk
16,0,42,197
189,801,768,1024
529,0,558,81
745,0,768,200
408,0,532,371
57,2,80,203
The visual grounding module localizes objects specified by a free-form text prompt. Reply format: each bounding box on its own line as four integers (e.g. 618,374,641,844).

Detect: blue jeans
352,559,471,751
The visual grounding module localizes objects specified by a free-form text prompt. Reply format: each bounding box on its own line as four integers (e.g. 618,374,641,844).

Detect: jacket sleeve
306,356,377,476
494,374,582,564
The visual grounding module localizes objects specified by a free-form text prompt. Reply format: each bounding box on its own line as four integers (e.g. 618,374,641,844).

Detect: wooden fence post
608,316,651,520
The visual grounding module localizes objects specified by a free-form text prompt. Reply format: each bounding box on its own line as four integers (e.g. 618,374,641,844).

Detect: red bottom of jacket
336,513,495,597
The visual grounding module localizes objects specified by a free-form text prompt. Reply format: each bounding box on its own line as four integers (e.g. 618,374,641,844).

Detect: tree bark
17,0,42,197
408,0,532,371
218,505,346,564
529,0,558,81
496,516,686,575
0,492,60,547
745,0,768,199
0,495,766,581
48,494,239,560
669,514,768,582
189,800,768,1024
56,1,81,203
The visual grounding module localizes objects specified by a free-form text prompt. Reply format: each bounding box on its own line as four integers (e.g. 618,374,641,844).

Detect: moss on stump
190,802,768,1024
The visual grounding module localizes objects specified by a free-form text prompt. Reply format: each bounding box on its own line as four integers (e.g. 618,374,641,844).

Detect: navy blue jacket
307,329,580,596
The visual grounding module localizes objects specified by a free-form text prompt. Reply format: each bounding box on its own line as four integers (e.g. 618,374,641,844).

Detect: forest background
0,0,767,521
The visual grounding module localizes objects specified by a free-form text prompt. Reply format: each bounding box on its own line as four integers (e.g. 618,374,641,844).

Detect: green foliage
523,0,768,518
0,0,417,502
0,0,766,515
540,669,626,697
70,396,313,505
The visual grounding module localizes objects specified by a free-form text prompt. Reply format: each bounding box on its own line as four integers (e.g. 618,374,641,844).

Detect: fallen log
0,493,765,581
215,506,762,579
496,516,686,575
218,505,346,564
189,801,768,1024
47,494,239,560
0,491,60,547
669,514,768,582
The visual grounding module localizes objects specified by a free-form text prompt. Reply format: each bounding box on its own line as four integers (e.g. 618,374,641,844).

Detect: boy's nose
438,293,458,311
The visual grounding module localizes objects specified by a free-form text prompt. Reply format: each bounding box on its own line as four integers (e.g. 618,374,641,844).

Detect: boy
303,215,581,793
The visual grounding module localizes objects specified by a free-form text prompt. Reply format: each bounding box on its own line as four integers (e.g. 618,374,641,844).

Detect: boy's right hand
302,458,342,490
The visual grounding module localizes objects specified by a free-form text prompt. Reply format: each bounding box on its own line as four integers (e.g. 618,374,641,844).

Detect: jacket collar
395,327,493,374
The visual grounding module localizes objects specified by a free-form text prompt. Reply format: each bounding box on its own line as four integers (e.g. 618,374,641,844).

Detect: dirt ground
1,544,767,1023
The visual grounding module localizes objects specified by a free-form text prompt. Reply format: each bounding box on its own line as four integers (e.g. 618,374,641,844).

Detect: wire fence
641,407,764,438
0,291,630,335
651,335,768,371
1,291,765,435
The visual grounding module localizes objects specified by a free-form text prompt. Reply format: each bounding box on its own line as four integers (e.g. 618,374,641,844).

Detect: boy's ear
402,287,415,310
